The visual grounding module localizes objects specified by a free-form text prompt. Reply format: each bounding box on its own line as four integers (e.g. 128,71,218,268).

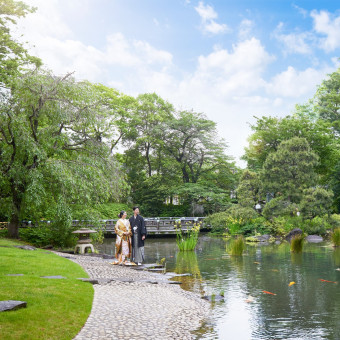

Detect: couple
114,206,147,266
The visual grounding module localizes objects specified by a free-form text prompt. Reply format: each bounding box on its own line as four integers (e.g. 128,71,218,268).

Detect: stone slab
6,274,24,276
0,300,27,312
305,235,323,243
40,275,67,279
13,245,36,250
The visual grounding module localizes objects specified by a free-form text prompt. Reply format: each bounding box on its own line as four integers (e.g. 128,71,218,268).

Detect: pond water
99,235,340,340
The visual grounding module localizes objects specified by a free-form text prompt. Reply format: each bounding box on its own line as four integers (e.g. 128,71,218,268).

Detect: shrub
262,197,299,219
228,204,257,220
329,214,340,229
290,234,305,253
300,187,334,219
229,236,245,256
268,216,302,236
331,228,340,247
301,216,332,235
205,211,230,234
175,221,201,251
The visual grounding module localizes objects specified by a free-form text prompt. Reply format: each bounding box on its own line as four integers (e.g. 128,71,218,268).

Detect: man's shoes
138,262,142,266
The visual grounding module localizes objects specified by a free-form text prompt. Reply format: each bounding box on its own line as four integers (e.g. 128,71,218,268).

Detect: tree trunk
8,213,20,238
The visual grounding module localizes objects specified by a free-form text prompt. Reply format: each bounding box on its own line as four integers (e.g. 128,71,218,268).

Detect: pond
99,235,340,340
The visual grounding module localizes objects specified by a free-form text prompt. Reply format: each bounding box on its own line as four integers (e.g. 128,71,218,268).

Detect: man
129,206,147,265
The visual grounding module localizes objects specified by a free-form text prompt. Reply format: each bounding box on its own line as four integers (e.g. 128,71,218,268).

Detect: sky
13,0,340,167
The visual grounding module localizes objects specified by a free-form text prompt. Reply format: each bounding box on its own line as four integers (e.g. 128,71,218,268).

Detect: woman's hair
118,211,126,218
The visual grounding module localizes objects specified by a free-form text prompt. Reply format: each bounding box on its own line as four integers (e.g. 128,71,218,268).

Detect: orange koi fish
254,262,260,264
262,290,277,295
319,279,338,283
288,281,296,287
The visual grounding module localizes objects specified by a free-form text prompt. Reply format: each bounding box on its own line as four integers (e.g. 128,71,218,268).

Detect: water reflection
100,236,340,339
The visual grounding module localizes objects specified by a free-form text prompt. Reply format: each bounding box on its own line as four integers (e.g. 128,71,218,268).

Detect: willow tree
0,69,126,237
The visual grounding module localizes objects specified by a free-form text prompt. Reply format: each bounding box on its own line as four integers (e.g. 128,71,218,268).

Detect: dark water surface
99,235,340,340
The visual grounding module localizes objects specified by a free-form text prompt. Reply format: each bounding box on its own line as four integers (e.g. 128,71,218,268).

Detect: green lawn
0,238,93,340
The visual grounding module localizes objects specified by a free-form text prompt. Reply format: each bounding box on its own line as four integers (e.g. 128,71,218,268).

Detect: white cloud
238,19,254,40
311,10,340,52
267,66,329,98
13,0,338,166
195,1,229,35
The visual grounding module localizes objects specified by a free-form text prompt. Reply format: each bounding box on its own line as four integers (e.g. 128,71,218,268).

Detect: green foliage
229,236,245,256
228,204,257,220
329,214,340,228
236,169,262,207
205,211,230,234
300,187,334,219
262,197,299,219
262,137,319,203
175,220,201,251
315,67,340,135
301,216,332,235
158,204,190,217
331,228,340,247
290,234,305,253
71,203,130,220
269,216,302,236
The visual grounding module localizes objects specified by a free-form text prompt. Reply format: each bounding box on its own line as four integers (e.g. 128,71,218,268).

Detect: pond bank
54,252,210,340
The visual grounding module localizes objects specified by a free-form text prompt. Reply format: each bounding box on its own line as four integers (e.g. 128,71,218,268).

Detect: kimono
129,214,147,263
114,218,132,260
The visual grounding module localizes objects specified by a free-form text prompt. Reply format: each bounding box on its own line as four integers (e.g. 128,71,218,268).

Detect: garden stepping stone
40,275,67,279
0,300,27,312
6,274,24,276
305,235,323,243
13,245,36,250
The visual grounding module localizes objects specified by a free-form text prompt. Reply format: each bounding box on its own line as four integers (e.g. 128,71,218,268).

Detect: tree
300,187,334,219
236,169,262,208
0,69,126,237
243,114,337,179
164,110,230,183
262,137,319,203
315,66,340,136
0,0,42,87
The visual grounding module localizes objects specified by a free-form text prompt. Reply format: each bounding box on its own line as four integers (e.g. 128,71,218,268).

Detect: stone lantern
72,228,97,254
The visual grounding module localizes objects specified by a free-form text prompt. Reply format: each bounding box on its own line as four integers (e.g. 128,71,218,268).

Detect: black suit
129,214,147,248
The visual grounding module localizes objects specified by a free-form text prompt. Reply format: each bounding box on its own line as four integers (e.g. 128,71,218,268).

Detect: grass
0,238,94,340
229,236,245,256
331,228,340,247
290,234,305,253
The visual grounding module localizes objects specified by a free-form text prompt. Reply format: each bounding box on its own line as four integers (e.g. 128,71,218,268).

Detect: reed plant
175,220,201,251
331,228,340,247
229,236,245,256
290,234,305,253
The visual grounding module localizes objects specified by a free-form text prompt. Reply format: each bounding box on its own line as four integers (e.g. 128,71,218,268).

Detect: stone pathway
54,252,209,340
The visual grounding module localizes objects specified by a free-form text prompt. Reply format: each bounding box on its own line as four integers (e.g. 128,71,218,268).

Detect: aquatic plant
290,234,305,253
229,236,245,256
331,228,340,247
175,220,201,251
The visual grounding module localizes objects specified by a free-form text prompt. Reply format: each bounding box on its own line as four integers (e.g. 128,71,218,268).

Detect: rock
6,274,24,276
40,275,66,279
0,300,27,312
13,245,36,250
102,254,115,259
77,278,100,284
285,228,303,241
305,235,323,243
202,295,224,302
257,234,271,242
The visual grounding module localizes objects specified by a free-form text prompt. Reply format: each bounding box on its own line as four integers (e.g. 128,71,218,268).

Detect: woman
113,211,132,265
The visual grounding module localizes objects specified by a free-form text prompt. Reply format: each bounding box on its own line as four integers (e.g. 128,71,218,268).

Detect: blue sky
15,0,340,166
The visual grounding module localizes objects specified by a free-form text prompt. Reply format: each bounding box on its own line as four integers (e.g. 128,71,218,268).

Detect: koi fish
319,279,338,283
271,269,279,272
254,262,260,264
245,295,255,303
288,281,296,286
262,290,276,295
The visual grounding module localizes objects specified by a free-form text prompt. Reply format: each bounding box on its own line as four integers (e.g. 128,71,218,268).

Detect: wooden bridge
71,217,206,235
